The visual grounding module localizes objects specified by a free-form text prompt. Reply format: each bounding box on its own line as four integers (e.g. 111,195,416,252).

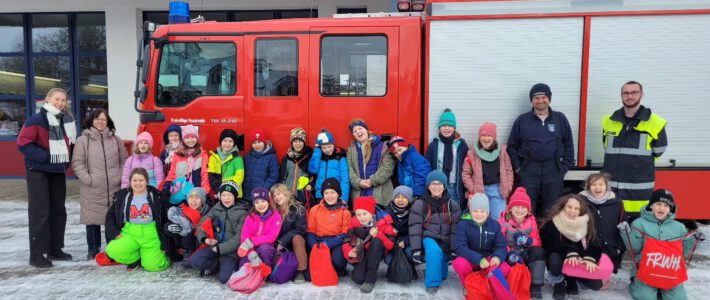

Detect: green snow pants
631,279,687,300
106,222,169,272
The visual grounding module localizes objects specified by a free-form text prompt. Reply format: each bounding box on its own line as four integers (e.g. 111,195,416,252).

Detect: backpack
227,264,266,294
269,251,298,284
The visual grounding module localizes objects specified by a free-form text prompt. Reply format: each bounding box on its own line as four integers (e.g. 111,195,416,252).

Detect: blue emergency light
169,1,190,24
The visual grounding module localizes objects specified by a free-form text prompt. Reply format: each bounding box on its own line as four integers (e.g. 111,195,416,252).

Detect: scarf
216,147,236,162
579,190,616,206
439,133,455,179
324,199,343,210
164,142,180,166
258,209,273,222
42,103,76,163
552,212,589,243
389,202,411,220
287,146,306,160
474,142,500,162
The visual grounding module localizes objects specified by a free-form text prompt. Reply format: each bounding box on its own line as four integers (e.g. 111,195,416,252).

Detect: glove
237,239,254,257
515,233,529,246
412,251,423,265
694,231,706,241
617,221,631,234
297,176,310,191
166,223,183,234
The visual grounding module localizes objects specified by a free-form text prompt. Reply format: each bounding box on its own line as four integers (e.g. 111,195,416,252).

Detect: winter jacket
342,214,397,262
159,124,182,176
280,146,313,191
241,210,283,247
385,202,412,247
540,219,602,263
426,135,469,204
165,149,211,194
347,136,396,206
306,200,351,249
72,128,128,225
624,205,699,277
454,213,508,265
208,149,245,198
507,108,575,171
499,214,542,252
16,107,72,173
243,144,279,200
167,202,209,237
309,147,350,201
462,144,514,199
105,186,168,251
277,205,307,248
121,154,164,188
409,190,462,252
196,200,250,258
396,146,431,198
580,191,627,271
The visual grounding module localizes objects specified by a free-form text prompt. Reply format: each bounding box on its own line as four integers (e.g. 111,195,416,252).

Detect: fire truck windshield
156,42,236,107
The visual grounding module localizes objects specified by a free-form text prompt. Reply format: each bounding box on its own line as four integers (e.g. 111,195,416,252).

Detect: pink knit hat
478,122,497,140
508,187,532,211
135,131,154,148
181,125,199,140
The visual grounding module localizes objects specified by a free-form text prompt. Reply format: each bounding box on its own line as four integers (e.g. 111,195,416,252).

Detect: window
157,42,236,106
320,35,387,97
1,14,26,137
254,39,298,97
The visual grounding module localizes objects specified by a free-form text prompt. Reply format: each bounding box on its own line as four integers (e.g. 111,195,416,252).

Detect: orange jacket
307,200,351,238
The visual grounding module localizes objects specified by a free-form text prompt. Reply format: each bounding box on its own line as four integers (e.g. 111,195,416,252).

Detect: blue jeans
485,184,506,221
423,238,448,288
447,183,461,207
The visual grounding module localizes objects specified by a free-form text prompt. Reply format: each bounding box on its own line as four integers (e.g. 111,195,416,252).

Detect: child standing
272,183,308,282
105,168,170,272
541,195,603,300
388,136,431,198
280,127,314,203
426,108,469,208
164,125,211,194
452,193,508,284
385,185,414,261
165,187,210,263
121,131,164,188
160,124,182,176
621,189,703,300
343,196,396,293
499,187,546,299
461,122,514,221
243,128,279,200
409,170,462,294
579,172,626,275
237,187,282,268
190,181,250,283
306,178,352,276
208,129,245,201
308,128,350,204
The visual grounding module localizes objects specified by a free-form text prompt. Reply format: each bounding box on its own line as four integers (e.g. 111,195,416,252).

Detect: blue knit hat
163,123,182,145
316,128,335,146
426,170,448,187
438,108,457,128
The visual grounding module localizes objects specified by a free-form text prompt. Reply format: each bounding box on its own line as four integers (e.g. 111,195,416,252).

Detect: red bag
309,243,339,286
464,270,492,300
227,264,266,294
507,264,531,300
637,235,688,290
95,252,120,266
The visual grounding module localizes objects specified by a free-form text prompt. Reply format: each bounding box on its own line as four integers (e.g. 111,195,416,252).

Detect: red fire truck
134,0,710,219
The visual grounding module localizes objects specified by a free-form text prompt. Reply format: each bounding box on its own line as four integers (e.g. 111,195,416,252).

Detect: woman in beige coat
71,109,127,259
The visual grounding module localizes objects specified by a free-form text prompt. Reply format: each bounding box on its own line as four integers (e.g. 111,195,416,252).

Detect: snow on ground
1,192,708,299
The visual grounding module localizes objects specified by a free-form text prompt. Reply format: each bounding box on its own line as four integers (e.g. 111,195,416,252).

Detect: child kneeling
237,187,282,268
343,196,396,293
165,187,210,263
307,178,351,276
106,168,170,272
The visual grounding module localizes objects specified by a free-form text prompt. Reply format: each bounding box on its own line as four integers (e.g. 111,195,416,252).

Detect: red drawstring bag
464,269,492,300
507,263,531,300
636,234,688,290
309,243,339,286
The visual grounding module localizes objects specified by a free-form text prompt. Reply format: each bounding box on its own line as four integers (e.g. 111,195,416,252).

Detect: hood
82,127,114,140
163,124,182,145
249,141,276,158
640,204,677,224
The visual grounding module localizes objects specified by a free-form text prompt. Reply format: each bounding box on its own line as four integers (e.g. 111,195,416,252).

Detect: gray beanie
187,187,207,205
468,193,490,213
392,185,414,203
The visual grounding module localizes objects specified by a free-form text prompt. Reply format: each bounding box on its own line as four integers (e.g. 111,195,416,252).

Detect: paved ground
1,179,708,299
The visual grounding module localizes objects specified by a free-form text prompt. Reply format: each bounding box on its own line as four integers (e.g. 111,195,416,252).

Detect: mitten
238,239,254,257
516,233,530,246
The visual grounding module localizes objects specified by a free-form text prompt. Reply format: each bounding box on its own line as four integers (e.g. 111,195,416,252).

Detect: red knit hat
478,122,497,140
508,187,532,211
249,128,267,144
388,135,409,154
353,196,376,215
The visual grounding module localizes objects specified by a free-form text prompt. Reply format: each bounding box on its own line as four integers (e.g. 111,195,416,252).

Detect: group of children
98,112,703,299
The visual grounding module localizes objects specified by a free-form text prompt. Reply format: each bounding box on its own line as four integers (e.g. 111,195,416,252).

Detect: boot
566,279,579,295
553,283,566,300
30,254,52,268
48,249,73,261
294,271,306,283
530,283,543,299
360,282,374,293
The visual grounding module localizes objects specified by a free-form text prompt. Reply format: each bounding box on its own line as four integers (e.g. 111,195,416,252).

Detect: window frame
318,34,389,98
253,37,299,98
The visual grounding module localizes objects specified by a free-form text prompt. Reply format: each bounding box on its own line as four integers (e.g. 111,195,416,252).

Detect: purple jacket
121,154,164,188
240,209,282,247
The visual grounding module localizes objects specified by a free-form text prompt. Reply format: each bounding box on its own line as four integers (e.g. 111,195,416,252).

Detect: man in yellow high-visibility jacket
602,81,668,217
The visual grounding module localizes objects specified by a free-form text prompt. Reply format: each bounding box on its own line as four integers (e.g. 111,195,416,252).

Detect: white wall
0,0,390,139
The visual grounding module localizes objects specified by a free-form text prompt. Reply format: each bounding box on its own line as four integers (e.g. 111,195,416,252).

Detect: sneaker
293,271,306,283
531,284,543,299
425,287,438,294
126,260,140,271
29,255,53,268
360,283,374,293
48,250,73,261
566,281,579,295
553,283,566,300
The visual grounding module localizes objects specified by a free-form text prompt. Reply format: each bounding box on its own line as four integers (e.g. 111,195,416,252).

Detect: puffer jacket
462,143,514,199
396,146,431,198
580,190,627,271
121,153,163,188
17,107,72,173
277,205,307,248
165,148,211,194
72,128,128,225
409,190,462,252
309,146,350,201
280,146,314,193
454,213,508,265
624,205,700,277
240,209,282,247
342,214,397,262
499,213,542,252
243,143,279,200
208,149,244,198
306,200,351,248
196,200,250,258
347,135,396,206
105,186,168,251
540,218,602,263
426,135,469,204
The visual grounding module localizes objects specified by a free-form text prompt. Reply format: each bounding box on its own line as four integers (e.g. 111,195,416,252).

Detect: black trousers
351,238,385,285
547,252,603,290
520,160,565,218
26,167,67,256
86,225,103,253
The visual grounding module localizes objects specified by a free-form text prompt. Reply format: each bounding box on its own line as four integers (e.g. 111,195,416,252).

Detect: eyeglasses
622,91,641,96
